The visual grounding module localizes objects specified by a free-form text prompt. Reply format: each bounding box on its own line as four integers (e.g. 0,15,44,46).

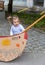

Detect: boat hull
0,33,27,62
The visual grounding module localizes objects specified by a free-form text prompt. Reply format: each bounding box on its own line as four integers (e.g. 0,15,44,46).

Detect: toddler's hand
7,16,12,20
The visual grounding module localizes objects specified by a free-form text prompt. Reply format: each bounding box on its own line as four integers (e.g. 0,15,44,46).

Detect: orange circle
2,39,11,46
16,43,20,48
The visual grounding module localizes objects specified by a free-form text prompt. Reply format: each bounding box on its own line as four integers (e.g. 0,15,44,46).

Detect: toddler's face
13,18,19,26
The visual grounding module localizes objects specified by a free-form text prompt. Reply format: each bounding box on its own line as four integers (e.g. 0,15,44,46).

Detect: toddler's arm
10,26,13,35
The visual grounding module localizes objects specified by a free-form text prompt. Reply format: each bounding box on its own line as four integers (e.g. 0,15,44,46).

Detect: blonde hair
7,15,20,24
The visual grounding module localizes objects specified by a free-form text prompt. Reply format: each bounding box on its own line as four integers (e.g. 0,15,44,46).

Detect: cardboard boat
0,32,27,62
0,14,45,62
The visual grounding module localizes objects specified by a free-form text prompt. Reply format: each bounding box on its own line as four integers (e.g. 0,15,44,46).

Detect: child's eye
14,22,16,23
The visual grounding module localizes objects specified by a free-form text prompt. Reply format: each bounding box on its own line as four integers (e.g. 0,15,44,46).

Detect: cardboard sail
0,32,27,62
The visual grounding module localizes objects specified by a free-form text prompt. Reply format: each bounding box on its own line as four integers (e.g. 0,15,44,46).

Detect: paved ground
0,11,45,65
0,11,10,36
